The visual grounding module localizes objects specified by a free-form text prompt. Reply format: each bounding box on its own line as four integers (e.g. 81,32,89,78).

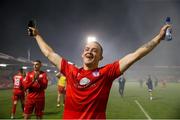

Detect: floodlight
22,66,28,70
46,69,51,72
0,64,7,67
87,36,97,43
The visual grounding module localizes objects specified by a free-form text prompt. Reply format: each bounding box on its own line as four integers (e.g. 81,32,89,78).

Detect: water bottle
165,17,172,41
28,19,36,36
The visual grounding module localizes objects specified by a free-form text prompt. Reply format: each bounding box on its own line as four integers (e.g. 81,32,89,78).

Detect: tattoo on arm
141,41,156,49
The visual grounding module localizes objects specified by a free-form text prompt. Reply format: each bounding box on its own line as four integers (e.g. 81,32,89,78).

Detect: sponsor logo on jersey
79,77,90,85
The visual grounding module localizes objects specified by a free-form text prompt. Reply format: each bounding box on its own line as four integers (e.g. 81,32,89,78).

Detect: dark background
0,0,180,67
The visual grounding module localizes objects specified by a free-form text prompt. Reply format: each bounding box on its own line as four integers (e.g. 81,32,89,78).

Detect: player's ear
39,63,42,68
100,55,103,61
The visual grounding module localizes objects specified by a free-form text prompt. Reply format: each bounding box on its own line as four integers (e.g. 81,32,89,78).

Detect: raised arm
119,24,170,73
28,27,62,70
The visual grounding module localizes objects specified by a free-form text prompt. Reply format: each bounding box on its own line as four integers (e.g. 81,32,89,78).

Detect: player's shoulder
40,71,47,76
14,74,23,78
13,74,18,78
99,61,119,71
26,71,35,77
104,60,119,67
27,71,33,74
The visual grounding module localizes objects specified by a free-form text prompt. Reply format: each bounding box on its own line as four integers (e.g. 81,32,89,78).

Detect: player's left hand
159,24,171,40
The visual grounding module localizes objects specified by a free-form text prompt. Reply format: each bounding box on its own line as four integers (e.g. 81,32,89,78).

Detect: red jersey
60,59,121,119
12,74,24,95
23,71,48,99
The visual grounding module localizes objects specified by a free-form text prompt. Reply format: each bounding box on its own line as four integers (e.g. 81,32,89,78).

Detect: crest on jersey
79,77,90,85
92,71,100,77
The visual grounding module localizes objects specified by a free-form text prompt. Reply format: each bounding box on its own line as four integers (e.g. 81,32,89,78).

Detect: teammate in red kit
28,24,170,119
23,60,48,119
11,68,26,119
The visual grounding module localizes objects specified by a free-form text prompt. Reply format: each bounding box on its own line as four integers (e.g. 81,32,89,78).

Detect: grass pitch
0,82,180,119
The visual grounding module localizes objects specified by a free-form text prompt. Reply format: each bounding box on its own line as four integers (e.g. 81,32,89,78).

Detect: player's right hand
28,27,39,37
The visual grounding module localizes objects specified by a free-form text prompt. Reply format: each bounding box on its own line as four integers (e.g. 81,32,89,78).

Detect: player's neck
83,64,98,70
34,70,40,73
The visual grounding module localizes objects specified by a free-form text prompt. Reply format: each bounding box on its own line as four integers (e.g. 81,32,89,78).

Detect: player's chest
70,70,105,89
29,74,44,80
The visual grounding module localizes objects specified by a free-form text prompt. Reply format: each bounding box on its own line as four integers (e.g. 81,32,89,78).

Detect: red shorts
12,93,25,102
58,86,66,94
24,98,45,116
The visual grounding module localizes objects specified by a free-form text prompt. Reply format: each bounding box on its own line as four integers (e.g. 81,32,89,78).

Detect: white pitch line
134,100,152,120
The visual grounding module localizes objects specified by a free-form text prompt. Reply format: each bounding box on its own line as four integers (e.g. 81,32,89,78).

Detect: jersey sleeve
60,58,75,77
39,72,48,89
103,61,121,81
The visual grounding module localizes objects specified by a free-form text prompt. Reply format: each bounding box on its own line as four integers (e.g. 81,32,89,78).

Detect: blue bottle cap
166,17,171,23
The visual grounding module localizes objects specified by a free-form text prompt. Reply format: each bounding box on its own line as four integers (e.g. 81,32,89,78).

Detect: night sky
1,0,180,67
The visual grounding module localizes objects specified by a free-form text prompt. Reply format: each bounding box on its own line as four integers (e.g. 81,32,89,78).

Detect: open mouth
85,53,93,59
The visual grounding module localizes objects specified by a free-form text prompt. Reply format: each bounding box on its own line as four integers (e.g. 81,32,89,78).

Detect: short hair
34,60,42,64
92,41,103,56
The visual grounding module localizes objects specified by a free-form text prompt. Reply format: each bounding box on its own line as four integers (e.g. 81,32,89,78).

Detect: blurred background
0,0,180,88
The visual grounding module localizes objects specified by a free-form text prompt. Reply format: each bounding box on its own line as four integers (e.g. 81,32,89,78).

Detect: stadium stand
0,52,57,89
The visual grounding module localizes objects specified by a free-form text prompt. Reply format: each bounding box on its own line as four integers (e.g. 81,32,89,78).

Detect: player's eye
84,47,89,52
92,49,98,53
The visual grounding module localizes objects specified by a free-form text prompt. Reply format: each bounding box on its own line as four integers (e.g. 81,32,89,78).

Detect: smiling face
82,42,103,70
